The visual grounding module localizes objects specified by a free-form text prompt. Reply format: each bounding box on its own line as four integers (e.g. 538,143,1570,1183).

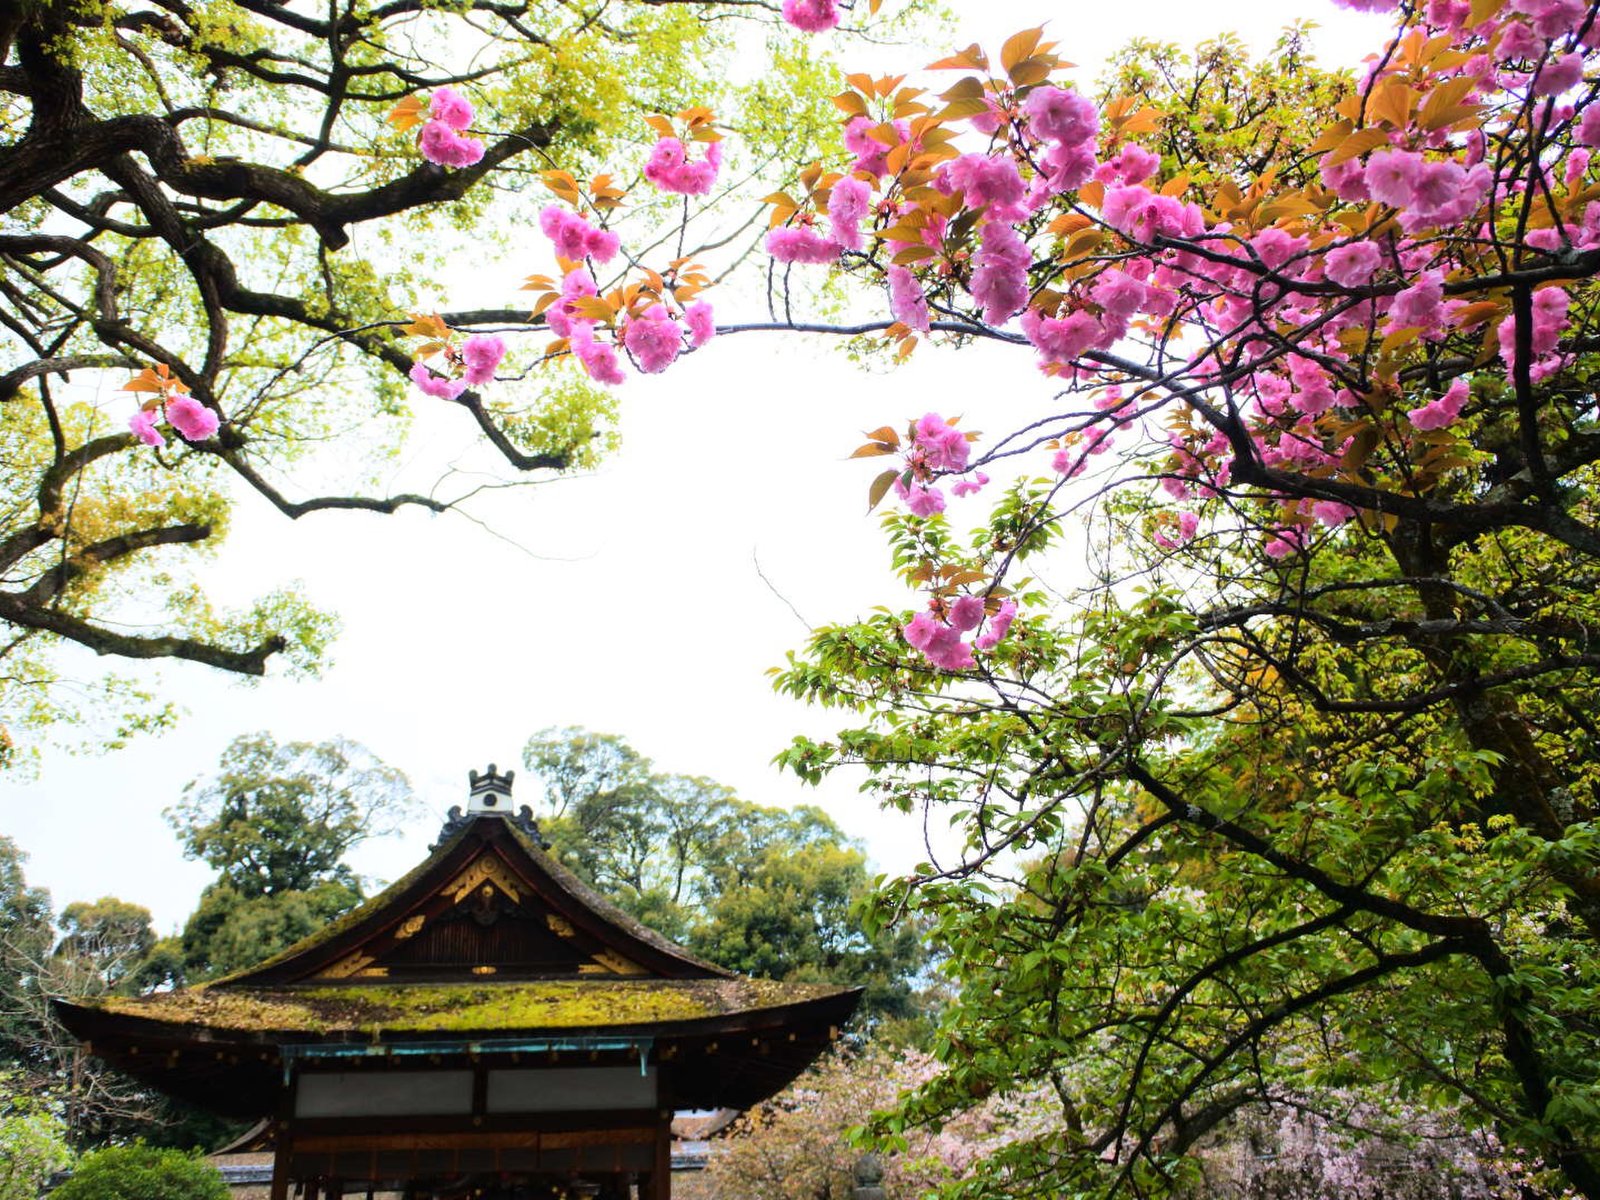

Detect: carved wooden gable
216,806,728,989
311,844,650,982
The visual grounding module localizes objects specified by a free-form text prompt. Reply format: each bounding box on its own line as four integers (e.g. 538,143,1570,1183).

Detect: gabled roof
56,804,862,1117
220,811,729,986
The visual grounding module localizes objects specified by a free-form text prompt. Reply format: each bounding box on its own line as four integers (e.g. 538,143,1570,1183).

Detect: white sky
0,0,1392,934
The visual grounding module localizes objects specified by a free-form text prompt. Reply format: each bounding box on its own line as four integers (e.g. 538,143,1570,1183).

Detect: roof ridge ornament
468,763,515,810
432,763,552,849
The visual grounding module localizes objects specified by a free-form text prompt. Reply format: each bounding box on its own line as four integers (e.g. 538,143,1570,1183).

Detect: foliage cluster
522,728,928,1025
47,1144,226,1200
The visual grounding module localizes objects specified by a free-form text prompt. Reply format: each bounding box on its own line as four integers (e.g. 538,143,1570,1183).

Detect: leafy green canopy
523,727,927,1025
168,732,409,978
0,0,847,752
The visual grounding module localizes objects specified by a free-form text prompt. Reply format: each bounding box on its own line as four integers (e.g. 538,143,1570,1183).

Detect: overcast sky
0,0,1391,934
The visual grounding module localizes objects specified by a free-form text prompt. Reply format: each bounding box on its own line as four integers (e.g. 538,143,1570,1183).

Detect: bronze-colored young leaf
867,469,900,512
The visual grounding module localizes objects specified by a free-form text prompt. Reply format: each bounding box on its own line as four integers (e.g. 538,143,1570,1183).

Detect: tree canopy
169,732,408,978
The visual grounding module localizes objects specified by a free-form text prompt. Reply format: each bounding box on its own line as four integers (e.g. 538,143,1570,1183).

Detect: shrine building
57,766,862,1200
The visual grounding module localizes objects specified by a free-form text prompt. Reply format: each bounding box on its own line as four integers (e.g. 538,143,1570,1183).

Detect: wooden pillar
644,1111,671,1200
270,1124,292,1200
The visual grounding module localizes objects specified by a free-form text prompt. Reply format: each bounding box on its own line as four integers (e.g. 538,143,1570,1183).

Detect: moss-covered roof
79,978,853,1039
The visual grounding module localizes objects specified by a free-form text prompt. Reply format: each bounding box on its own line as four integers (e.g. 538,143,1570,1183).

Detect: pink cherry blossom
165,395,219,441
572,330,626,386
903,611,940,651
429,87,474,131
888,266,931,333
781,0,840,32
894,476,946,517
843,116,910,177
1365,149,1424,209
949,595,985,632
1022,309,1111,368
539,205,620,264
767,225,842,264
1022,86,1098,147
1497,285,1570,379
621,304,682,374
419,120,485,168
1386,269,1446,332
1324,241,1382,287
460,335,506,386
1534,52,1585,99
1091,268,1147,320
1512,0,1587,38
685,301,716,348
1498,19,1547,60
1577,106,1600,146
643,137,722,195
920,622,975,670
950,472,989,497
914,413,970,473
1407,376,1470,429
974,599,1018,651
943,154,1027,217
1320,154,1371,202
827,176,873,251
129,408,165,447
410,362,467,400
1094,143,1160,187
970,222,1031,325
1264,527,1307,559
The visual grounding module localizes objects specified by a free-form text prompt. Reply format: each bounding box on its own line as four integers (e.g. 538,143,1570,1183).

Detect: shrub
50,1145,227,1200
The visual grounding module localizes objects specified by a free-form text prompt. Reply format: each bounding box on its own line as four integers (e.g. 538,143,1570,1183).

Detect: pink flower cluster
410,333,507,400
1330,148,1491,230
539,205,620,264
971,221,1032,326
828,176,873,251
542,265,714,384
768,223,843,264
891,413,987,517
419,88,485,168
903,595,1019,670
782,0,840,32
130,395,220,447
1497,287,1570,383
644,138,722,195
889,266,930,332
1022,85,1099,198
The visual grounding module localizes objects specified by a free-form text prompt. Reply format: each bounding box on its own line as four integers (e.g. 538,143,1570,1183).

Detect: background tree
0,838,53,1067
0,1075,71,1200
0,844,201,1145
168,733,410,979
522,727,927,1025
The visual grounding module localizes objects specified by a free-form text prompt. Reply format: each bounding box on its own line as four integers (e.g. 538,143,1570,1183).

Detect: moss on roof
83,978,852,1039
